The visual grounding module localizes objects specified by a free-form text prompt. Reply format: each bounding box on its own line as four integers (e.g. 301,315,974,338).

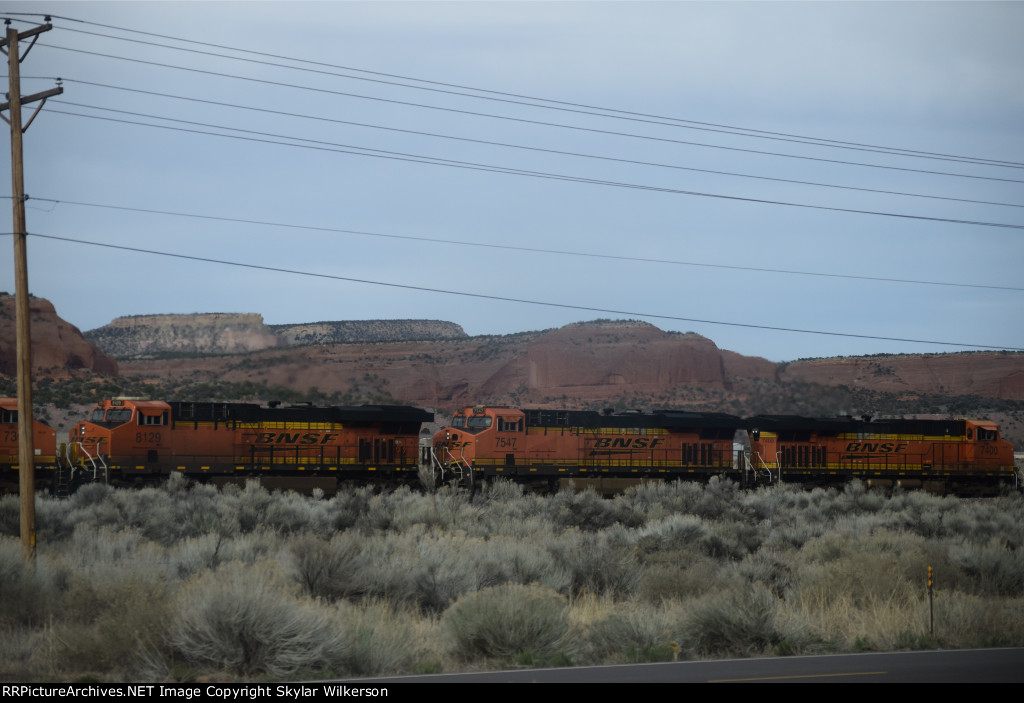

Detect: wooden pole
7,25,36,562
1,20,60,561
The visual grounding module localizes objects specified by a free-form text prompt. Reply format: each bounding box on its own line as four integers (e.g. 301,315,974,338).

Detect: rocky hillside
5,297,1022,445
0,294,117,376
107,318,1021,438
270,319,466,346
109,320,773,409
86,314,467,358
781,353,1024,400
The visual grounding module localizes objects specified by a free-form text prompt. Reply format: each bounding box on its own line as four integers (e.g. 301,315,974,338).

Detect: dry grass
0,478,1021,680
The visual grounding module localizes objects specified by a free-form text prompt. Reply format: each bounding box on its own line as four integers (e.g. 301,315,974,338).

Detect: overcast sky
1,1,1022,362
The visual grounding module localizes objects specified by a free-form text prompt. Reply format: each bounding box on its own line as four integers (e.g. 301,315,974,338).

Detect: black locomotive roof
168,401,433,424
746,415,967,436
523,408,741,430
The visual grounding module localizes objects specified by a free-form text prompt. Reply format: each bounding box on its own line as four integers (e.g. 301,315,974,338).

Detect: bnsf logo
253,432,338,445
845,442,908,453
592,437,665,449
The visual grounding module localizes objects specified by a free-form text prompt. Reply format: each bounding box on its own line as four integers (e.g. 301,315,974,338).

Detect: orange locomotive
430,405,742,490
0,397,58,492
67,398,432,492
746,415,1016,491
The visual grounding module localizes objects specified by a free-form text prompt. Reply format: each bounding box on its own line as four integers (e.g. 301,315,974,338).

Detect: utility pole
0,17,62,561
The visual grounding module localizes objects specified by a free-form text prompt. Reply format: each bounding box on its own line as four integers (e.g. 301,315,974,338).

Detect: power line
19,231,1024,352
19,195,1023,292
55,82,1024,211
45,105,1024,231
30,13,1024,170
37,44,1024,186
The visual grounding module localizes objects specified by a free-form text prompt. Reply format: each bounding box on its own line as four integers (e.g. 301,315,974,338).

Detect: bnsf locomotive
64,397,432,494
428,406,1017,492
428,405,742,493
0,397,1018,494
746,414,1016,492
0,397,58,493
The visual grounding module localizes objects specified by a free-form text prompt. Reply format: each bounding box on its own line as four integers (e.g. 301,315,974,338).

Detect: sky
1,1,1022,362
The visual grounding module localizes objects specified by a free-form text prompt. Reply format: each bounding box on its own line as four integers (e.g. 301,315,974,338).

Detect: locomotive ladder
54,443,72,498
745,451,777,484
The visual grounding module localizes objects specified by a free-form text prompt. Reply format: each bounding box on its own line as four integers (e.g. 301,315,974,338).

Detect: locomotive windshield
92,408,133,424
465,416,492,433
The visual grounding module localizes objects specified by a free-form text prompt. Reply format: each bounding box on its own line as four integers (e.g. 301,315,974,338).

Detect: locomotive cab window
139,412,167,426
978,428,998,441
498,417,522,432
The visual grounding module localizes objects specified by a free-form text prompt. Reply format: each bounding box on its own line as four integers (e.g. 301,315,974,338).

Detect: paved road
348,648,1024,683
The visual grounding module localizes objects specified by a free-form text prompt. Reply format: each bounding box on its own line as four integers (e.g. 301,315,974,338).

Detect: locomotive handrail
439,445,474,487
72,441,108,483
749,451,775,483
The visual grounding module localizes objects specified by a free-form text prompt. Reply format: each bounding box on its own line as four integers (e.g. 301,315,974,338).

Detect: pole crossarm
0,21,52,55
0,85,64,128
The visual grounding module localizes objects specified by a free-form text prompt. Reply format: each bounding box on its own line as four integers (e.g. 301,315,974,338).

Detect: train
0,397,1019,495
431,405,1018,494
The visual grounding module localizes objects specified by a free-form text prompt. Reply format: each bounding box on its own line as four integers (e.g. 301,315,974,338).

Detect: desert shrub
793,535,922,610
692,476,745,521
288,532,364,601
163,479,234,540
948,538,1024,597
445,583,572,662
0,539,66,627
169,529,281,579
0,625,47,680
634,513,708,548
683,586,796,657
584,602,676,662
636,557,722,603
51,568,171,676
548,487,636,531
68,481,115,509
547,531,641,598
620,479,706,521
731,550,793,598
231,481,273,533
478,478,525,503
354,529,484,612
378,486,483,533
832,480,887,514
262,490,318,535
168,560,346,677
334,601,442,676
323,485,376,531
0,495,19,537
930,593,1024,648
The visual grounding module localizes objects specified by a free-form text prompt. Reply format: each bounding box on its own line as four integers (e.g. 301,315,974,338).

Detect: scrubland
1,476,1022,681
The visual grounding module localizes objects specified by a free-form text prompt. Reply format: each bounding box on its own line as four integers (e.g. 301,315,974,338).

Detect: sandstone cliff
85,313,283,358
86,314,468,358
270,319,466,346
0,294,118,376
